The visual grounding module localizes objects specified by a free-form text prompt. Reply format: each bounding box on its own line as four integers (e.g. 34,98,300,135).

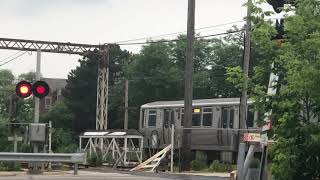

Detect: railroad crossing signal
15,81,49,98
15,81,32,98
32,81,50,98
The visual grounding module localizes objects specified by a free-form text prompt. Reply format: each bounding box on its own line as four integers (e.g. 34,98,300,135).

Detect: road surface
0,171,228,180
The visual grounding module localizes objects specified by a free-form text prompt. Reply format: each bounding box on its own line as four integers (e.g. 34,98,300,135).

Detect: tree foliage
62,32,244,131
227,0,320,179
0,70,34,152
63,45,131,132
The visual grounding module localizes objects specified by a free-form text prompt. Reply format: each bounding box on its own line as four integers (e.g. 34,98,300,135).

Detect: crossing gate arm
130,144,172,172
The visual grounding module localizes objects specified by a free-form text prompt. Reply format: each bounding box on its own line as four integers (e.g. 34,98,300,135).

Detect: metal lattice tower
96,47,109,130
0,37,112,131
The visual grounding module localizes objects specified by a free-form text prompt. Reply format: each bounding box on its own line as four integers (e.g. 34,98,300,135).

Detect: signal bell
15,80,50,98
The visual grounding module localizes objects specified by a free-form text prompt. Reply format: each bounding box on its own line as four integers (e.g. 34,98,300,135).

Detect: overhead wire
113,20,245,44
0,51,28,67
111,17,278,45
0,51,23,64
117,30,243,46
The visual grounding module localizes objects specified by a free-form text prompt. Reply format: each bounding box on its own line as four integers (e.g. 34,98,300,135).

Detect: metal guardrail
0,152,86,175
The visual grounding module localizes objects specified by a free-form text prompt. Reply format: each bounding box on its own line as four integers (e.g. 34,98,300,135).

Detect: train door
220,107,235,146
162,109,174,145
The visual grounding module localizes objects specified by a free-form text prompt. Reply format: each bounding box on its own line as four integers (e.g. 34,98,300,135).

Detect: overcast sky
0,0,275,79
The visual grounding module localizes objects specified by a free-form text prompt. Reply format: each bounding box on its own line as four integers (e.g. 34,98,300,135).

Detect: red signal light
15,81,32,98
36,86,46,94
32,81,49,98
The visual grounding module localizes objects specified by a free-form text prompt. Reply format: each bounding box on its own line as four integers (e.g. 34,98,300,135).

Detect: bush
0,162,21,171
51,128,78,153
104,154,116,165
209,160,234,172
87,153,103,166
249,158,260,169
191,151,207,171
56,143,78,153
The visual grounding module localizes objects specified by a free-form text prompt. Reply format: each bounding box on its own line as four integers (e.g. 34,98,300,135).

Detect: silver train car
138,98,258,162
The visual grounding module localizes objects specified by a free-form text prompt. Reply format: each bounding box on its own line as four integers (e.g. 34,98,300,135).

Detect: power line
0,52,28,67
113,20,245,44
112,17,279,45
117,30,242,46
0,51,23,64
112,73,228,82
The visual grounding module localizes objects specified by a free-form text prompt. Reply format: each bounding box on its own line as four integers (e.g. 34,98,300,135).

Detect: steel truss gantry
79,131,144,167
0,37,112,130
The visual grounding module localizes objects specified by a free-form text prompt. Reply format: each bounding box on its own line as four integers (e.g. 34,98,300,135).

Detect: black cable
113,20,245,44
111,17,277,45
0,52,28,67
117,30,242,46
0,51,23,64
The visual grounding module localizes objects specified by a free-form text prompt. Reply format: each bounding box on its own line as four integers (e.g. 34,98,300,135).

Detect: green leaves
244,0,320,178
63,46,130,131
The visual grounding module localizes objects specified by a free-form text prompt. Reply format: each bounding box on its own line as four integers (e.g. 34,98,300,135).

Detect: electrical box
29,123,46,143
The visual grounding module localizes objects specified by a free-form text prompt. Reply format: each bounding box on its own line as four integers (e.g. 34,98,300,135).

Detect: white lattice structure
79,130,144,167
96,47,109,130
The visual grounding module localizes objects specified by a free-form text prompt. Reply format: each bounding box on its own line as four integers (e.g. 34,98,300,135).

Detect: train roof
141,97,253,109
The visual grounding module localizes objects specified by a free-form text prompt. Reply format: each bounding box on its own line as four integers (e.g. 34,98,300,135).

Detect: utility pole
239,0,252,129
124,79,129,130
237,1,252,179
181,0,195,171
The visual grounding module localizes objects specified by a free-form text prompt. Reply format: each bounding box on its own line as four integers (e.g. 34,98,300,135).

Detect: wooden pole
181,0,195,171
239,0,252,129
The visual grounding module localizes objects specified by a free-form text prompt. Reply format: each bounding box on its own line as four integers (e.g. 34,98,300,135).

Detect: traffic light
15,80,50,98
15,81,32,98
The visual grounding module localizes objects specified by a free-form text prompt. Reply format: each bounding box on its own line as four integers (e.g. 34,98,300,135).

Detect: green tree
268,1,320,178
18,71,37,82
227,0,320,179
41,101,74,130
63,46,130,132
127,42,182,128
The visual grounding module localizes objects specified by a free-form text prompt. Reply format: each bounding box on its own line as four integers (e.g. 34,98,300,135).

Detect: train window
202,107,212,126
203,113,212,126
164,109,174,126
229,109,234,128
141,110,145,128
171,111,175,125
247,106,254,127
148,110,157,127
164,110,169,126
192,107,201,126
192,113,201,126
222,108,228,128
181,108,184,126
